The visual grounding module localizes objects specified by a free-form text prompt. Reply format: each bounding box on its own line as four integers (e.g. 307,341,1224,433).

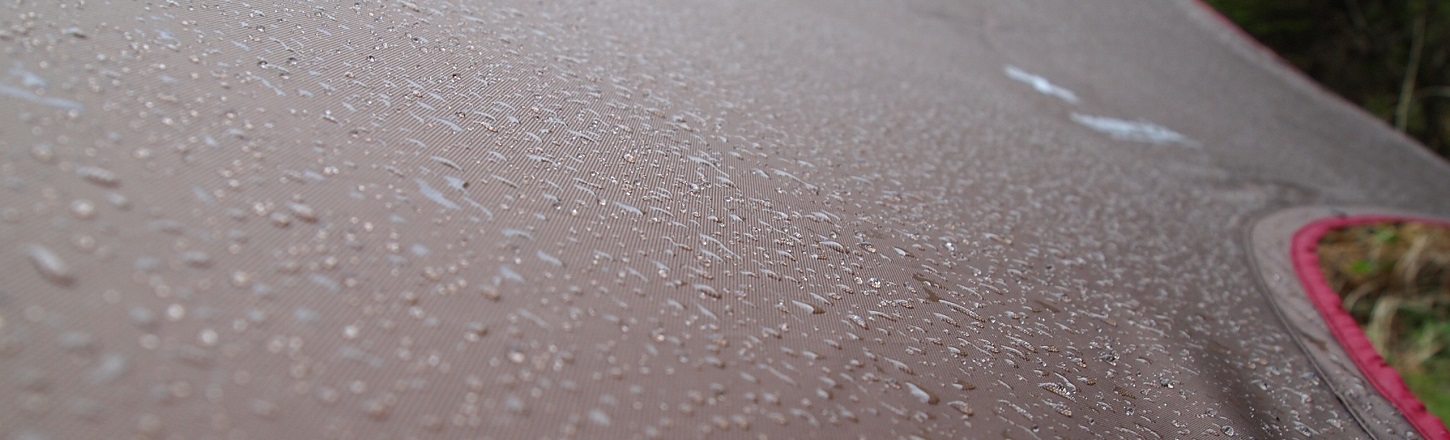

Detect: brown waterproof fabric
3,0,1450,439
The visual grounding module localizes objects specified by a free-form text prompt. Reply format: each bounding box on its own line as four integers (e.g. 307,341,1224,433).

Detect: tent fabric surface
2,0,1450,439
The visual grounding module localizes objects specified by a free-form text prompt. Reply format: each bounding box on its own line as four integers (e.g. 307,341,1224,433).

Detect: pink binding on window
1292,215,1450,439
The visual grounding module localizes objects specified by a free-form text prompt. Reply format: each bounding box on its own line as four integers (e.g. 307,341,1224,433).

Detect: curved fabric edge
1291,215,1450,440
1250,206,1446,439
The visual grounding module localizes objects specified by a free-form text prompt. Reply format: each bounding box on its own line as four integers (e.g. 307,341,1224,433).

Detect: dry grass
1318,221,1450,422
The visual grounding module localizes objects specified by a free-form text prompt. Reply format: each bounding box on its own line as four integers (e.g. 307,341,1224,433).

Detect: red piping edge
1292,215,1450,439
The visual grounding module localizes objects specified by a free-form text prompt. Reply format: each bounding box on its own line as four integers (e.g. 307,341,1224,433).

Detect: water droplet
947,400,973,416
230,270,252,288
613,200,643,216
505,394,527,415
69,199,97,220
87,354,129,384
694,284,721,299
23,244,74,286
905,382,939,404
129,306,156,329
791,300,824,314
106,192,130,210
30,144,55,163
166,304,186,321
589,409,612,426
75,166,118,187
287,202,318,222
819,240,847,253
179,250,212,268
199,328,219,346
362,398,391,420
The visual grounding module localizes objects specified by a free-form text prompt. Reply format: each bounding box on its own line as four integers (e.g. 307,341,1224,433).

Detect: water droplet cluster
0,0,1357,438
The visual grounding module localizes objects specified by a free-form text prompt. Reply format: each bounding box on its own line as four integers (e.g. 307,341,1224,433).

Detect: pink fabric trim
1292,215,1450,439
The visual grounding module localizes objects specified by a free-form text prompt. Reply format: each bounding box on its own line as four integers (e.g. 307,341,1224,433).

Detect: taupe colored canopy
3,0,1449,438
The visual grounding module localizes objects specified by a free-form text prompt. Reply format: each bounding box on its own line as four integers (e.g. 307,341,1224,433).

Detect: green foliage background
1207,0,1450,156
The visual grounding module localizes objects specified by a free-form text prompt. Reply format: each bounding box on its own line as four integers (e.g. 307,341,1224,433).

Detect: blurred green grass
1318,222,1450,424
